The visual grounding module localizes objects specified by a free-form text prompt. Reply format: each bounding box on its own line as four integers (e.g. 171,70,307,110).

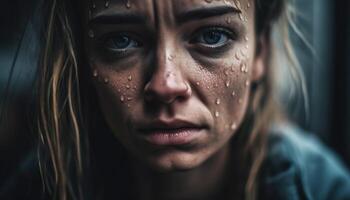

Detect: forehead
85,0,252,24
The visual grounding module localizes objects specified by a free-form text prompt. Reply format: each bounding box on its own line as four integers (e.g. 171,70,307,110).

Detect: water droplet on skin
105,0,110,8
127,97,132,101
126,0,132,9
224,70,229,76
232,91,236,97
240,64,246,72
207,86,210,89
225,81,230,88
88,29,95,38
231,122,237,130
214,83,218,88
215,111,220,117
225,17,231,24
245,36,249,41
245,80,250,86
133,85,137,90
239,13,244,21
128,75,132,81
196,82,200,86
168,54,175,61
92,69,98,77
126,85,130,89
104,78,109,84
120,96,125,102
215,98,221,105
247,2,251,8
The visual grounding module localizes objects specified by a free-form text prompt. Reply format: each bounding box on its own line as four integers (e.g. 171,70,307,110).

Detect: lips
137,119,206,146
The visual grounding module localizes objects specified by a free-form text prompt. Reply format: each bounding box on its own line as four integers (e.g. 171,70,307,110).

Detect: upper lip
137,119,205,133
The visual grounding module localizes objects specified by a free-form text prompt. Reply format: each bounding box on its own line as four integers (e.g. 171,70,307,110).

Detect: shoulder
260,123,350,200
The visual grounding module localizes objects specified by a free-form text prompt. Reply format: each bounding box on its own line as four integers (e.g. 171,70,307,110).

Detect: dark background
0,0,350,187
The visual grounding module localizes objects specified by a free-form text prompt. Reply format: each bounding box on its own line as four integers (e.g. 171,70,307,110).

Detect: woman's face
83,0,265,171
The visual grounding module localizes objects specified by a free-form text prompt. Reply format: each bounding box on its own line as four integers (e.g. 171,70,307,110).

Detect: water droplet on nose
105,0,110,8
232,90,236,97
104,78,109,84
215,111,220,118
215,98,221,105
126,0,131,9
128,75,132,81
88,29,95,38
230,122,237,130
120,96,125,102
92,69,98,77
225,81,230,88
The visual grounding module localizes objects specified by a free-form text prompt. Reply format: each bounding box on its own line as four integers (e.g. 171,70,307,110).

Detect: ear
251,32,270,82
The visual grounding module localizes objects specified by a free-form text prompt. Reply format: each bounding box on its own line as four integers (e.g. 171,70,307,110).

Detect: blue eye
104,34,140,51
192,28,234,48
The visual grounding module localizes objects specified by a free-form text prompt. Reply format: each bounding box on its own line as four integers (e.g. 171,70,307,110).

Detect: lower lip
139,128,204,146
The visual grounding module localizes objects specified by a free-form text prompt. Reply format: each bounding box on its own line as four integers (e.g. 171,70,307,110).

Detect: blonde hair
36,0,306,199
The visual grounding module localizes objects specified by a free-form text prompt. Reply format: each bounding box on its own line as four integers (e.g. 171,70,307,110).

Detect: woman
1,0,350,199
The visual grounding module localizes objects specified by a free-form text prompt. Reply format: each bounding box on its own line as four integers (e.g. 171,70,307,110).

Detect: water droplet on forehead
88,29,95,38
215,111,220,118
215,98,221,105
105,0,110,8
128,75,132,81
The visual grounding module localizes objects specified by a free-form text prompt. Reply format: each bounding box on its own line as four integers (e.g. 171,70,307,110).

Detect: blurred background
0,0,350,188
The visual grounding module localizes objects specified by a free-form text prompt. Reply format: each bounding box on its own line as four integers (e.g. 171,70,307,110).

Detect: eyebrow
176,6,241,24
89,11,146,25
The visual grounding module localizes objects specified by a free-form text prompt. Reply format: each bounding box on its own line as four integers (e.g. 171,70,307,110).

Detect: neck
130,144,235,200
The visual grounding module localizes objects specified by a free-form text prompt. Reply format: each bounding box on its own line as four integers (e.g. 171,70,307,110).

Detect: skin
83,0,266,199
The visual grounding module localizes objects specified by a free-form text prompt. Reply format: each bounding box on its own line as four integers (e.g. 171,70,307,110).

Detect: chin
144,150,208,172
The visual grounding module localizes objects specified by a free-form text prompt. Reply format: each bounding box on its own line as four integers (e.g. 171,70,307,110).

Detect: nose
144,51,191,104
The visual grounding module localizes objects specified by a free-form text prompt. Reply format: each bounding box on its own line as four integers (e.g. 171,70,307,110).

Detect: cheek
89,62,142,135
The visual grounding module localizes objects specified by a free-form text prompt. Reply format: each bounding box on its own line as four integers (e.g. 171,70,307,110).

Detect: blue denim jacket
260,124,350,200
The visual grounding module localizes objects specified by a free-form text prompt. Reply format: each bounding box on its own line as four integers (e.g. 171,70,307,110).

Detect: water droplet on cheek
128,75,132,81
225,81,230,88
215,111,220,118
120,96,125,102
230,122,237,130
245,80,250,87
215,98,221,105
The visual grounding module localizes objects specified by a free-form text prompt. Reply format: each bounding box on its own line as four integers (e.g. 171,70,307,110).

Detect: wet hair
34,0,304,199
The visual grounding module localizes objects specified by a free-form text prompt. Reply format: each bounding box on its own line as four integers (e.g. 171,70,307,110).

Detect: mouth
137,119,207,146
